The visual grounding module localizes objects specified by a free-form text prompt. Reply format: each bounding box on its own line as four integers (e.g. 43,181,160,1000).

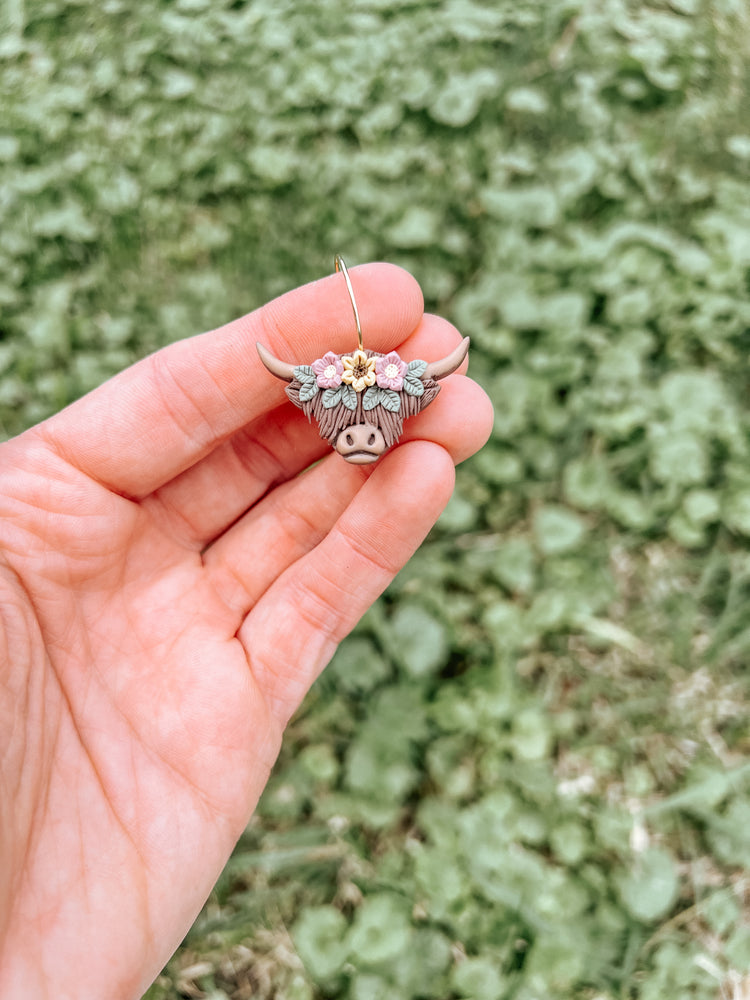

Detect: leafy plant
4,1,750,998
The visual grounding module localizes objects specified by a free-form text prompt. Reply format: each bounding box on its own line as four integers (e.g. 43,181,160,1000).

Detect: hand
0,263,493,999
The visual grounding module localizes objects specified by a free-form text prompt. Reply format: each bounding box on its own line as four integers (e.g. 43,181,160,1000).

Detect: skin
0,263,493,999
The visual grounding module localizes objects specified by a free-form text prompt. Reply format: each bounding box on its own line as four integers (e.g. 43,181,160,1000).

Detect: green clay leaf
403,373,425,397
363,387,380,411
299,380,319,402
407,358,427,377
341,384,357,410
361,388,398,411
322,386,343,408
378,388,401,412
294,365,315,382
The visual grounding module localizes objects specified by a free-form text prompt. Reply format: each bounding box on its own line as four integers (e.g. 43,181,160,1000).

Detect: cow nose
334,423,386,464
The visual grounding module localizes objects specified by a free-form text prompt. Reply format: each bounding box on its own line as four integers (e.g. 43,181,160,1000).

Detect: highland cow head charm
256,337,469,464
257,255,469,464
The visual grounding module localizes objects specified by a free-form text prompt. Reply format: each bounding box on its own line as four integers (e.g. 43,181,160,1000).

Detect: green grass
3,0,750,997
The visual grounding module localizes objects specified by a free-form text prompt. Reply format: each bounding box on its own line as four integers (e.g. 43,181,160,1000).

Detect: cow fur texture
285,349,440,448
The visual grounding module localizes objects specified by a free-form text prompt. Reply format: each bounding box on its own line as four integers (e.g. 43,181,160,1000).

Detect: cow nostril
368,433,376,446
346,433,354,447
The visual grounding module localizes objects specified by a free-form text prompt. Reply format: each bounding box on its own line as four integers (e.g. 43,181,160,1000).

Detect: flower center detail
324,364,337,379
384,363,399,379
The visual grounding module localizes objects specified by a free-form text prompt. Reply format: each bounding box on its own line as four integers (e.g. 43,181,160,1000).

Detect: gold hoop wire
334,254,364,352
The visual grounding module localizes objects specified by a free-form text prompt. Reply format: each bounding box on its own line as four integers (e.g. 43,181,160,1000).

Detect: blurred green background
3,0,750,997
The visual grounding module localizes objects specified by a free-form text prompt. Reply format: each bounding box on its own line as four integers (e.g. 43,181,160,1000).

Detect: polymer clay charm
257,255,469,464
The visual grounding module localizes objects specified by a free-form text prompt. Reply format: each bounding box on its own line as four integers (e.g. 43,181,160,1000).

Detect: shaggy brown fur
285,349,440,447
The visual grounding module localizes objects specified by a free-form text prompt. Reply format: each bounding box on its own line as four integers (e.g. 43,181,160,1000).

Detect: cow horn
423,336,470,381
256,342,296,382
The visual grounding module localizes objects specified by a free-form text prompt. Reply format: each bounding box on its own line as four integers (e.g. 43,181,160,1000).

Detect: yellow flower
341,349,377,392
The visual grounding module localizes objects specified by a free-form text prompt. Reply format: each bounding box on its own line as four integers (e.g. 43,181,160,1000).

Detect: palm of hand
1,455,268,998
0,265,492,999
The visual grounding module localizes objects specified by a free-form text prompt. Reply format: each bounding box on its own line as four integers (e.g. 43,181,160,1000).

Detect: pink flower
375,351,407,390
312,351,344,389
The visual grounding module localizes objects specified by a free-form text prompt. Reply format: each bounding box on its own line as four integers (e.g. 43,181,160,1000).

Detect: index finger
32,263,425,498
